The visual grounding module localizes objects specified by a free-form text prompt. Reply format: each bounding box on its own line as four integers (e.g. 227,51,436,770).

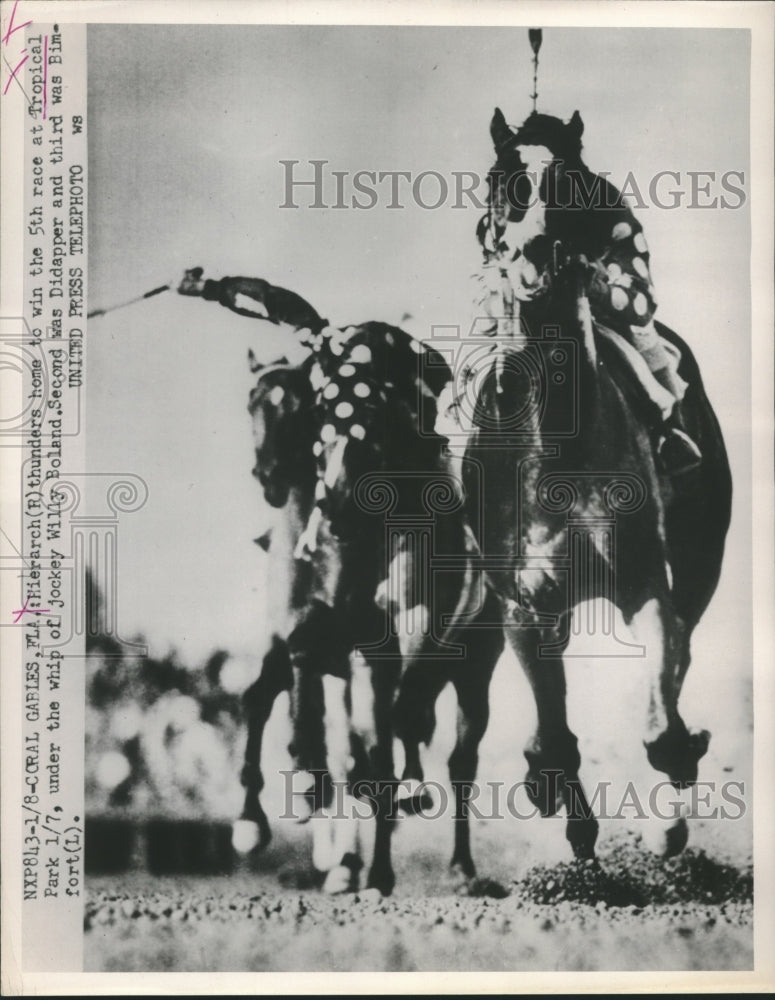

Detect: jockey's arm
584,212,658,330
580,208,689,415
201,276,277,320
178,270,327,332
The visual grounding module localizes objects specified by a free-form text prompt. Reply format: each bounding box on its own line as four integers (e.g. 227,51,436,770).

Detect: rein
473,222,595,438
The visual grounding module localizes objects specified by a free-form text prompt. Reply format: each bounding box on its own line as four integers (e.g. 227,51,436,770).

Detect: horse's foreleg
234,635,293,854
447,605,504,887
364,657,400,897
393,666,446,815
448,668,490,883
311,673,365,893
287,604,347,818
288,666,327,775
508,621,578,812
673,617,695,698
635,599,710,790
507,618,598,859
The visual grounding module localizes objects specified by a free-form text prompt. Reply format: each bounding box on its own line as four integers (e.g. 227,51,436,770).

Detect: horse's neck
568,290,598,370
520,293,604,456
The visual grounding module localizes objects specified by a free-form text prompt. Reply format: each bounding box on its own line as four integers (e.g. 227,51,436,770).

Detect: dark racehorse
461,109,732,858
235,325,505,895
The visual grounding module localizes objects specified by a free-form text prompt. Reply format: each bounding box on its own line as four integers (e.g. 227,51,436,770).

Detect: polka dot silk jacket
585,209,657,331
299,322,443,530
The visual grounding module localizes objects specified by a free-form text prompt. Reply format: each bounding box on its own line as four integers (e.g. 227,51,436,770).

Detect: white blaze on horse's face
502,144,552,302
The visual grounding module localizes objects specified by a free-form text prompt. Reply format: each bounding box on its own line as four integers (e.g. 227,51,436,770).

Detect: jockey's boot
657,405,702,476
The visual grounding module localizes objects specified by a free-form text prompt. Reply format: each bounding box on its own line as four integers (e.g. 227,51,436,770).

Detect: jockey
476,110,702,476
178,269,439,557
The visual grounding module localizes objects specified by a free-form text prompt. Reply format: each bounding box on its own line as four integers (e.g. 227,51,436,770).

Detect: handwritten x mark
2,1,32,102
11,595,50,623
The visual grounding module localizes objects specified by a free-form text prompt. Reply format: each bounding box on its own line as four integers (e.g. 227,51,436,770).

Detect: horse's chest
516,521,566,607
517,493,611,610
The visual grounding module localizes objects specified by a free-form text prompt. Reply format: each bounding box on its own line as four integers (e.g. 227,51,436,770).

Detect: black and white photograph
2,0,774,992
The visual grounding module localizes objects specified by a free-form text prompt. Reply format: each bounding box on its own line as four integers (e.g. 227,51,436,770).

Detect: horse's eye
505,172,534,214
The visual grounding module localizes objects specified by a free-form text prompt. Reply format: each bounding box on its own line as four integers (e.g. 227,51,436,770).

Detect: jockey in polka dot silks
178,268,444,557
473,109,702,476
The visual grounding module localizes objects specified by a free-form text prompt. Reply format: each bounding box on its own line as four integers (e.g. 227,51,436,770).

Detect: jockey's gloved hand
556,253,607,303
584,258,611,308
551,252,584,290
177,270,249,314
177,267,206,296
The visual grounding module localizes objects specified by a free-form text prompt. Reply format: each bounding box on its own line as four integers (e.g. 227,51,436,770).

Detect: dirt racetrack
86,636,753,973
86,835,751,973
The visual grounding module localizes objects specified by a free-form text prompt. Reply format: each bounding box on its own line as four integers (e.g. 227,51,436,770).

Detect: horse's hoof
354,887,383,904
449,861,475,891
645,727,710,788
689,727,711,762
232,819,269,854
311,820,337,872
523,765,565,817
278,866,326,890
288,770,319,823
524,736,580,817
565,809,599,860
323,864,357,895
643,812,689,857
397,779,434,816
456,876,510,899
367,866,395,898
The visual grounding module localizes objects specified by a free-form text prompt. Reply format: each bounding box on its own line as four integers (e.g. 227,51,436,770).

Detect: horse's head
485,108,610,304
247,355,317,508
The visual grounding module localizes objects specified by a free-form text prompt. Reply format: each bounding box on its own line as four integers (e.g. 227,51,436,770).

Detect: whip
87,283,171,319
529,29,542,113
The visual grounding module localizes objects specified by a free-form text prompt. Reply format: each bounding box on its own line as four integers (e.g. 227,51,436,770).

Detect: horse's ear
248,348,264,373
568,110,584,142
490,107,512,150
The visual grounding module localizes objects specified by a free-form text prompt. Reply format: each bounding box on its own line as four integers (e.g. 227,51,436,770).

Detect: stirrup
657,428,702,476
